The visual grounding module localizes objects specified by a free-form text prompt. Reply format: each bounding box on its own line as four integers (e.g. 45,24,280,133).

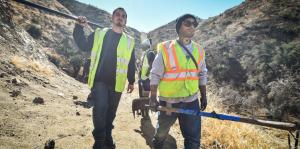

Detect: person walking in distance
138,38,155,98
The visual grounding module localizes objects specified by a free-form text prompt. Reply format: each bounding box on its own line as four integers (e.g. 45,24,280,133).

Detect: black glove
200,96,207,111
149,96,159,112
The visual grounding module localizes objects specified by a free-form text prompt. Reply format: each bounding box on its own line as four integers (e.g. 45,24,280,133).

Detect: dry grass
201,93,290,149
10,56,53,76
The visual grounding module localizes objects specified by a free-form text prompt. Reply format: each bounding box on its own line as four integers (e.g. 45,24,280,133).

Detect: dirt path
0,69,184,149
0,69,290,149
111,89,182,149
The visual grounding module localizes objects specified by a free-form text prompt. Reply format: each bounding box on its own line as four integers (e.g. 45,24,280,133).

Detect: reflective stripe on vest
158,40,205,98
88,28,135,92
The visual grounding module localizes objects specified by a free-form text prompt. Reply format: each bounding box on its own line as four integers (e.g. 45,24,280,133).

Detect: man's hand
149,95,158,112
127,84,134,93
77,16,88,27
200,96,207,111
149,85,159,111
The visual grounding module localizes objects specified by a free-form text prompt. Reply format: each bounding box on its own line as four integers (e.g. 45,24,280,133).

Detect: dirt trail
111,88,182,149
0,69,292,149
0,68,184,149
0,55,291,149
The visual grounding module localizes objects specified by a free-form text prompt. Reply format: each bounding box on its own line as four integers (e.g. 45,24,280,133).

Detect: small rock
44,139,55,149
33,97,44,104
58,92,64,97
73,95,78,100
212,139,223,148
0,72,6,78
57,134,66,138
76,112,80,116
11,78,20,84
9,90,21,97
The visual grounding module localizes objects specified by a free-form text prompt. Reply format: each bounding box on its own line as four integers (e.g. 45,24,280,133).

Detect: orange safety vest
158,40,205,98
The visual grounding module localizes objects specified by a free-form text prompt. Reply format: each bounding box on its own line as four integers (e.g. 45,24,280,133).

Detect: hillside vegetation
149,0,300,121
0,0,298,148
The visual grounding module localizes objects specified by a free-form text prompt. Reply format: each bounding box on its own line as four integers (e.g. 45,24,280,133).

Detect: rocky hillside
149,0,300,121
57,0,142,57
11,0,142,79
1,0,296,148
0,1,91,148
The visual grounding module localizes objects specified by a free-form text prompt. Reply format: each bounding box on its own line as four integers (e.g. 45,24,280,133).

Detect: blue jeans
153,99,201,149
91,82,121,147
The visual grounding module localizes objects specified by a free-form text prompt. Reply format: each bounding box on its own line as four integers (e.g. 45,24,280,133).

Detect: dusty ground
0,67,186,149
0,49,293,149
0,72,293,149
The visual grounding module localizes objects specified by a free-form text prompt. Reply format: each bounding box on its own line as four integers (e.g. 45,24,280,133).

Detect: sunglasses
183,20,198,28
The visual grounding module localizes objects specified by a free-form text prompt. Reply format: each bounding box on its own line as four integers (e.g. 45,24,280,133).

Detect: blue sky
77,0,244,32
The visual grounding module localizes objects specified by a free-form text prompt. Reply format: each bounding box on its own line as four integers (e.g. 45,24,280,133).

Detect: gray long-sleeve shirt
150,41,207,103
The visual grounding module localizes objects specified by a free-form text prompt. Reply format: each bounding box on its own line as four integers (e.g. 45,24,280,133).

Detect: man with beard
149,14,208,149
73,7,135,149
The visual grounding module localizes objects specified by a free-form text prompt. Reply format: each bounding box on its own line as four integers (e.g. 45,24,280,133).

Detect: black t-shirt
95,30,121,87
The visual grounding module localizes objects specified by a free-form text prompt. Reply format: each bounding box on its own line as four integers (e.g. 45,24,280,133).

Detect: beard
114,19,125,27
116,22,124,27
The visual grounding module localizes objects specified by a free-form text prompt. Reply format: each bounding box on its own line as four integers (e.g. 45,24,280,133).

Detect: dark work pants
91,82,121,148
153,99,201,149
138,78,150,97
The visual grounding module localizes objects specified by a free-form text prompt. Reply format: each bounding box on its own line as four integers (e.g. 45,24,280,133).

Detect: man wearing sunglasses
73,7,135,149
150,14,207,149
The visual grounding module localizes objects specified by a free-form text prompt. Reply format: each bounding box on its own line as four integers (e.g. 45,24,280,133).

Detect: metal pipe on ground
14,0,104,28
155,106,299,131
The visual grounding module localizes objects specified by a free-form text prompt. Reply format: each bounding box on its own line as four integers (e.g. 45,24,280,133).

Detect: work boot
152,138,164,149
105,136,116,149
93,139,105,149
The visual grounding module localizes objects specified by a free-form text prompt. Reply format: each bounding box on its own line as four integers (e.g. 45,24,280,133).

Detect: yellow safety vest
141,50,154,80
88,28,135,92
158,40,205,98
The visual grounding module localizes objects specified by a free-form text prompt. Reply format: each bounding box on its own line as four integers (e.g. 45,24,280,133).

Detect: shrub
47,53,61,67
56,46,77,57
27,24,42,39
267,74,300,120
273,41,300,71
70,55,82,77
31,18,39,24
70,55,82,67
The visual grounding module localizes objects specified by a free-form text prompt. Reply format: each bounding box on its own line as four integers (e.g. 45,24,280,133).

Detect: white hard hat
141,39,151,50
